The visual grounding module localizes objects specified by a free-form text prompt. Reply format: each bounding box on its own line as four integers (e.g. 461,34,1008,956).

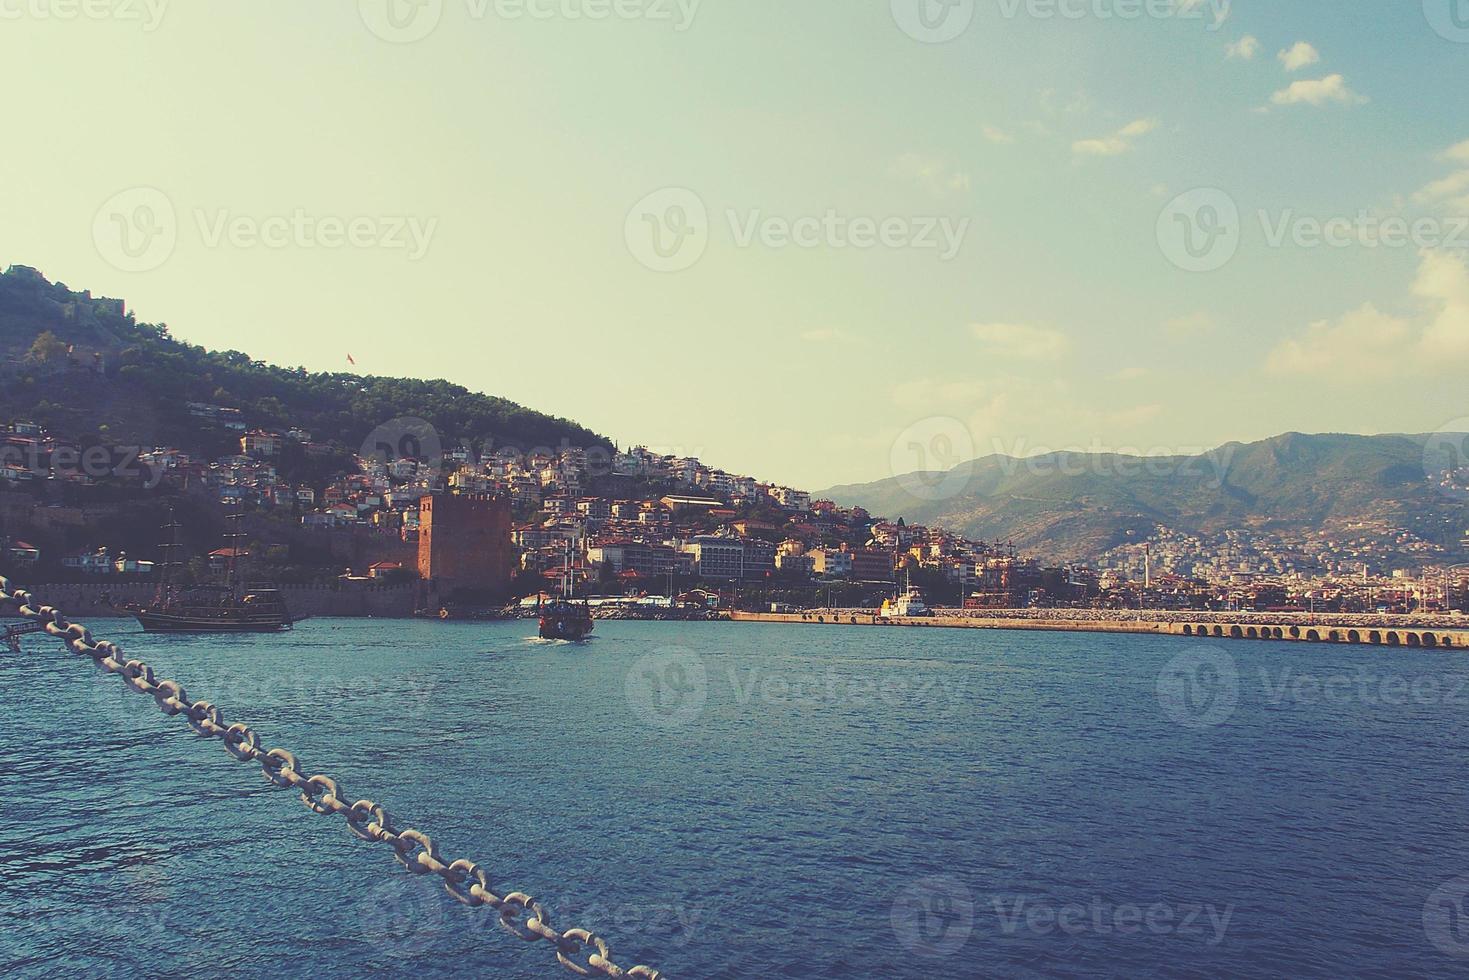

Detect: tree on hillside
25,330,68,365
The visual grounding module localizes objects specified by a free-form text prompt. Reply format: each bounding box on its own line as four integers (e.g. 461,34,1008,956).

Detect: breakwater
728,610,1469,649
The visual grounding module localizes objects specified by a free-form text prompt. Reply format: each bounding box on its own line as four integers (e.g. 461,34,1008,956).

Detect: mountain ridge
819,431,1467,565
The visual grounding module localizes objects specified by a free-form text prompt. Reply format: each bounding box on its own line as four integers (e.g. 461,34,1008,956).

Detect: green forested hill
0,265,608,459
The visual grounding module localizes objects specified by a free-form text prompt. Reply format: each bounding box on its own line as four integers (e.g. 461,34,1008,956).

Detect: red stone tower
417,493,514,596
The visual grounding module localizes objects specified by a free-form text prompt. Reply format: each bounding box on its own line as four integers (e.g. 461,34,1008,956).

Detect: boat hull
539,615,594,642
134,611,294,633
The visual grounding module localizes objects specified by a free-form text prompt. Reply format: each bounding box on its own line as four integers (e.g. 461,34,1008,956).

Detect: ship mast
564,538,573,599
224,507,246,599
159,506,183,600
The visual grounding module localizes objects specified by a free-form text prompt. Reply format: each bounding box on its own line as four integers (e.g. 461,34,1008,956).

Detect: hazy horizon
4,1,1466,488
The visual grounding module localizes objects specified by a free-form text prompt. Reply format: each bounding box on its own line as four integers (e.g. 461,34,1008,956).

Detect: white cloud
1414,142,1469,212
1072,117,1160,157
1266,250,1469,378
983,125,1015,145
1418,170,1469,200
971,322,1071,360
1268,74,1365,108
1443,139,1469,165
1415,250,1469,362
1414,169,1469,212
894,153,971,194
1226,35,1260,60
1073,137,1129,157
1111,366,1150,382
1265,305,1412,378
1277,41,1321,72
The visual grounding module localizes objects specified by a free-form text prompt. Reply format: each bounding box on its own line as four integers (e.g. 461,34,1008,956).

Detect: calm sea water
4,618,1469,978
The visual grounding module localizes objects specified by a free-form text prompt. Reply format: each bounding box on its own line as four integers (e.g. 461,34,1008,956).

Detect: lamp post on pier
1443,564,1469,614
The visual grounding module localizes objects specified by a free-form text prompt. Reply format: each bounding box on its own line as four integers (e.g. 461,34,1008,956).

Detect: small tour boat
538,543,594,641
538,598,595,641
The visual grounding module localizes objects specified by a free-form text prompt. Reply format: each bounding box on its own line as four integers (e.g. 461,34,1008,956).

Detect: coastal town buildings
0,411,1464,614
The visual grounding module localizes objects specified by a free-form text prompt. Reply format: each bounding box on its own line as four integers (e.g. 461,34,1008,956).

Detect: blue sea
5,618,1469,978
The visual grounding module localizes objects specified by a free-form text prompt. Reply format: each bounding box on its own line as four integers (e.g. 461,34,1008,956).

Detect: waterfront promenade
729,608,1469,649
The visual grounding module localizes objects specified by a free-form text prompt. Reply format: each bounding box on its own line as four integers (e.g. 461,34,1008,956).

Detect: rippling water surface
5,618,1469,978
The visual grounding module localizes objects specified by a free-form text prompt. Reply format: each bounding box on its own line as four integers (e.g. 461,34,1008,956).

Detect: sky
2,0,1467,490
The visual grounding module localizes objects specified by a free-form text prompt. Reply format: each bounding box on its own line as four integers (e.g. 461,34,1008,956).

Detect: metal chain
0,575,665,980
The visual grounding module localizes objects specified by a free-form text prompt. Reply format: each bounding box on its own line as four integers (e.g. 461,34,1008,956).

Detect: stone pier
726,611,1469,649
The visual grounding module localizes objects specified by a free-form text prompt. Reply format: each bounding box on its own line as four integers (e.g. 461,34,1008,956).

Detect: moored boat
881,572,932,619
125,508,298,634
132,586,296,633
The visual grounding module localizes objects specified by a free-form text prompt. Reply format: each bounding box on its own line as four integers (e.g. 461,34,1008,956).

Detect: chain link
0,576,666,980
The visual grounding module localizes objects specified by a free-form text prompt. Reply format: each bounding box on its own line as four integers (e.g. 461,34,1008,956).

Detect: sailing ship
538,541,593,641
128,510,297,633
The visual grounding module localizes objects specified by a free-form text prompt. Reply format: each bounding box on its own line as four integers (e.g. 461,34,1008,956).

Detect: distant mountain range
819,432,1469,564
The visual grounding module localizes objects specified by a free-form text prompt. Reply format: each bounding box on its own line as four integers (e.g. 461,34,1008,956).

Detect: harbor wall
727,611,1469,649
